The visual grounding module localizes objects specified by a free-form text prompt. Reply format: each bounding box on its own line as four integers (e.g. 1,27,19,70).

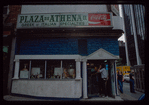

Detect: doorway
87,60,112,98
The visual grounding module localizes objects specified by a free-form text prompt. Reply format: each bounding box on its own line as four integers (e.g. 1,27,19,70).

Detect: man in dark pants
97,72,102,95
97,63,108,98
129,70,136,93
91,67,98,94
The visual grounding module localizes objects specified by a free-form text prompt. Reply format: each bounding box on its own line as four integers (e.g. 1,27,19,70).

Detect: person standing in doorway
129,70,136,93
97,63,108,98
91,66,97,94
117,70,124,93
97,68,102,96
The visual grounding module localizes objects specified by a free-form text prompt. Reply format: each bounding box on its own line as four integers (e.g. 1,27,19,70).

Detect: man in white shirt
97,63,108,98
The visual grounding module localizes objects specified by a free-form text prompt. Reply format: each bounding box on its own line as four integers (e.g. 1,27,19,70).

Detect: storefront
11,12,123,99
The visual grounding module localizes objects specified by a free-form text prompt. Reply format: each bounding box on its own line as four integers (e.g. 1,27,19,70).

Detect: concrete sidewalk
80,96,123,101
3,95,44,101
118,90,144,101
3,95,123,101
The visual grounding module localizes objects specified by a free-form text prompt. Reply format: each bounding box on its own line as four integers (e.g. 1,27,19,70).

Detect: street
118,81,144,100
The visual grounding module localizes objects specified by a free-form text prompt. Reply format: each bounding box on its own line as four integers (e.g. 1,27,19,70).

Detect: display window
30,60,45,79
62,60,76,79
19,59,76,79
46,60,61,79
19,60,30,79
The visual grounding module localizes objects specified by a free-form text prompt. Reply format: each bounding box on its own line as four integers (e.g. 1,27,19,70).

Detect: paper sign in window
31,67,40,75
20,70,29,78
54,67,61,76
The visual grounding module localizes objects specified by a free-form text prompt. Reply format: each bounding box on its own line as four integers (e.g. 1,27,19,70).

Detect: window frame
19,59,76,80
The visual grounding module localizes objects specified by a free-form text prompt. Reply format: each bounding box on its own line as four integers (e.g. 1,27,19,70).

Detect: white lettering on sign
90,15,107,20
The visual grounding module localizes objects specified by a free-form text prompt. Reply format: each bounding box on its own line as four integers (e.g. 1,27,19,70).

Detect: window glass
18,59,76,80
30,60,45,79
19,60,30,79
46,60,61,79
62,60,76,79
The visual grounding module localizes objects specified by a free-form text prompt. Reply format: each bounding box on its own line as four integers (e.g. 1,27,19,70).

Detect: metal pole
45,60,47,79
121,5,131,66
29,60,31,79
130,5,142,65
142,65,145,92
7,36,16,94
134,67,137,90
61,60,62,79
114,60,118,96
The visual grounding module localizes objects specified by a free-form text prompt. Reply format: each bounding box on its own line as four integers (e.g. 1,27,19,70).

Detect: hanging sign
16,13,113,29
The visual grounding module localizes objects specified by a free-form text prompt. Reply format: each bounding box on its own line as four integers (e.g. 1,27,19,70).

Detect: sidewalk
3,95,45,101
118,90,144,101
80,96,123,101
3,95,123,101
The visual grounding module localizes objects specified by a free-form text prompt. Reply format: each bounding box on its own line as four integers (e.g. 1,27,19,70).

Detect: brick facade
87,38,119,55
15,37,119,56
5,5,21,29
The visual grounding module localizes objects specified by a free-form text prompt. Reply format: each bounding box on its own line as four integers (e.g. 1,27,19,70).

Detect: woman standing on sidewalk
117,71,124,93
129,70,136,93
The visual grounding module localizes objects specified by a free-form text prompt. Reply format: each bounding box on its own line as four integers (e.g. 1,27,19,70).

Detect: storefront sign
16,13,113,29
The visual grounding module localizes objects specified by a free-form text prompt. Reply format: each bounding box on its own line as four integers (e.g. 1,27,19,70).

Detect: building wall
16,38,78,55
5,5,21,29
3,5,21,95
15,37,119,56
118,41,126,65
11,79,82,98
87,38,119,55
123,5,145,66
21,5,108,14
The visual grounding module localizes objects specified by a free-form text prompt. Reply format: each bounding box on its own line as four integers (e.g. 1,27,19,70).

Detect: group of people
117,70,136,93
90,63,136,98
91,63,108,98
